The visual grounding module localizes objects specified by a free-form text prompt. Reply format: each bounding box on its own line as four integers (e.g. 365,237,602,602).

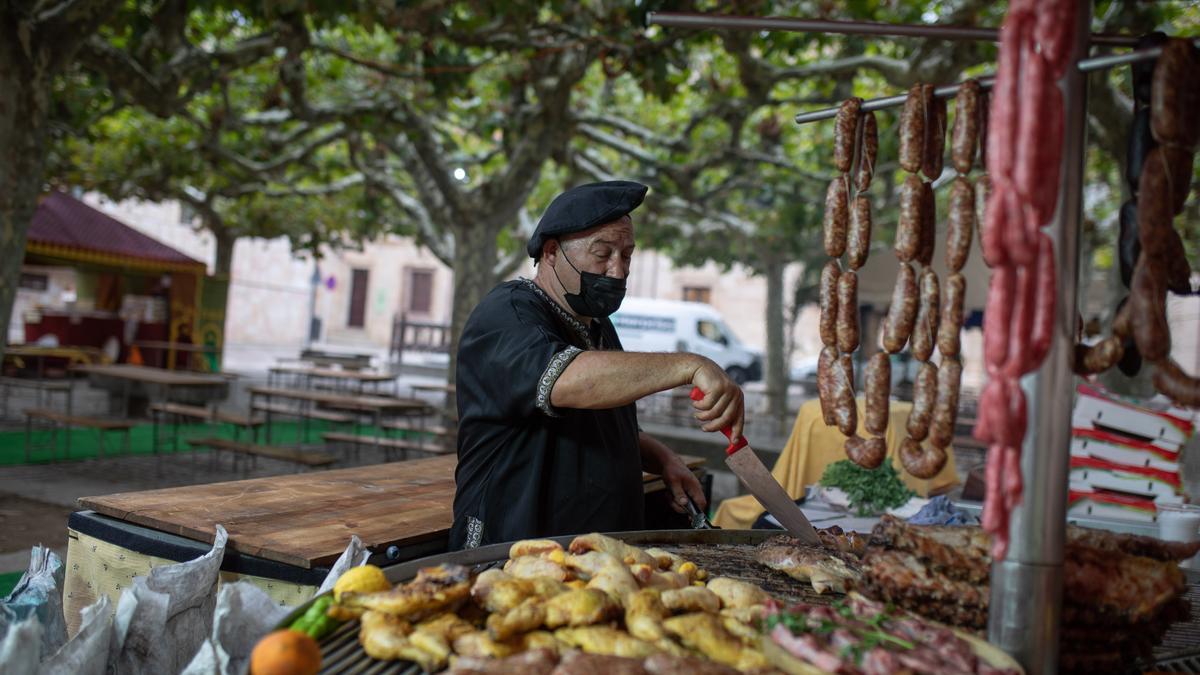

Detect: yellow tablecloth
712,397,959,529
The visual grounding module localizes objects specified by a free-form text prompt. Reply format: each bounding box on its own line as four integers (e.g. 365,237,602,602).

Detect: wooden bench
322,431,452,460
187,437,335,471
380,419,457,438
149,402,264,454
1,377,71,421
24,408,134,461
251,401,354,424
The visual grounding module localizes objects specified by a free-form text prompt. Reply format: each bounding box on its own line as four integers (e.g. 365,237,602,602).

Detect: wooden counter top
79,454,705,569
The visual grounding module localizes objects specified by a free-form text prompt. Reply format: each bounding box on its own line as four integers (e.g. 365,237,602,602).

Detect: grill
276,529,1200,674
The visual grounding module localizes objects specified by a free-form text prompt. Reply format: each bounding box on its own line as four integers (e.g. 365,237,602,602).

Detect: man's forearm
550,351,703,410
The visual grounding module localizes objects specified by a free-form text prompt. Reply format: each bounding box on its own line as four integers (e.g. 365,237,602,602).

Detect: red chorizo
984,266,1016,370
882,262,919,354
899,84,926,174
819,260,840,348
952,79,981,174
1151,38,1200,151
1017,58,1063,228
916,180,936,267
987,12,1028,178
832,355,857,436
1027,234,1057,366
823,175,849,257
907,361,937,441
1002,444,1023,512
1004,263,1037,378
911,267,940,362
1153,357,1200,408
845,436,886,470
981,179,1011,268
864,352,891,436
896,174,924,262
817,346,838,426
930,356,962,450
946,178,975,272
938,272,966,358
834,97,863,173
837,270,860,354
1034,0,1078,77
982,443,1004,533
855,112,878,192
1131,260,1171,363
922,85,947,181
847,196,871,271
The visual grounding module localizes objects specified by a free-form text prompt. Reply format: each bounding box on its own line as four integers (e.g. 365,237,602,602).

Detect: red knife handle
689,386,750,456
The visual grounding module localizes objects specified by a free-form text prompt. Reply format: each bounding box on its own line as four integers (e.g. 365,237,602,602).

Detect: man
449,180,746,549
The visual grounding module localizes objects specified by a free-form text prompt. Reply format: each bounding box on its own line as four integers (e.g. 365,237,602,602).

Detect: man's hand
661,453,707,514
690,359,746,444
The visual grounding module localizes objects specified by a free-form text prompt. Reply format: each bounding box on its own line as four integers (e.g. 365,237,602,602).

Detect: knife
690,387,821,545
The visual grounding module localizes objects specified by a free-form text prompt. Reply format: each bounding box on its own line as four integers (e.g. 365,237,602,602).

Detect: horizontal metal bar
1077,46,1165,72
792,76,994,125
646,12,1141,46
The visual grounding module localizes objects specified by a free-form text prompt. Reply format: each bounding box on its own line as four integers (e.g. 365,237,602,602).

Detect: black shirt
449,279,644,549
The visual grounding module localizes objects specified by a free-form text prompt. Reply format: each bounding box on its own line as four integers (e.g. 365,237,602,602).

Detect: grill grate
1152,579,1200,664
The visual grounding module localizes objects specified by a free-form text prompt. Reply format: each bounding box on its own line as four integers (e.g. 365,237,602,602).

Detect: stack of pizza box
1068,383,1194,523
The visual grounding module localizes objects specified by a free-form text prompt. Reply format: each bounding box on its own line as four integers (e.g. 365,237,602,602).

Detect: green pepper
290,595,341,640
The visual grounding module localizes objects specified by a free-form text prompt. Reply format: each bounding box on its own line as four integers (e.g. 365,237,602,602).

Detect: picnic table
267,365,397,395
132,340,220,372
247,386,430,443
3,344,109,377
73,364,232,417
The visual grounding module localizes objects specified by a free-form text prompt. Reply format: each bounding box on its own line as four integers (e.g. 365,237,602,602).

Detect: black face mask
552,246,627,318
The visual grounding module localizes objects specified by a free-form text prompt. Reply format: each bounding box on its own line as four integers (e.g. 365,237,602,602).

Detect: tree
1,0,121,358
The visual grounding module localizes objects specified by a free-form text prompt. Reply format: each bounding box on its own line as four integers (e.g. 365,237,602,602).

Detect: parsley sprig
819,459,916,516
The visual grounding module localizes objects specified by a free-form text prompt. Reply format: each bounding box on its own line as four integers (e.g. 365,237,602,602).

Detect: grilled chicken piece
569,533,656,567
642,548,705,582
563,551,640,601
510,539,564,558
661,612,769,670
359,610,446,670
554,626,661,658
544,587,620,628
756,539,863,594
471,569,512,607
506,555,569,582
343,564,470,619
624,589,668,642
453,629,561,660
705,577,770,609
660,586,721,614
488,597,547,641
446,647,559,675
632,566,688,591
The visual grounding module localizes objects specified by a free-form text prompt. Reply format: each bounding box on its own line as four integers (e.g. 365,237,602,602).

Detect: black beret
527,180,648,259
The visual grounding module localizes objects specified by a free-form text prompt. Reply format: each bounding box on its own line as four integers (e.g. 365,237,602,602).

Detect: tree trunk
447,223,501,390
212,227,236,277
0,37,52,362
763,252,788,432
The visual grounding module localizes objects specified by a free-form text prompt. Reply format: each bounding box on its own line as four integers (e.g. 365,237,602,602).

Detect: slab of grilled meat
756,535,863,595
1066,524,1200,561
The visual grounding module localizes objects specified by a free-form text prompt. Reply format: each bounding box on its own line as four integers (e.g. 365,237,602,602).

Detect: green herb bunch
818,459,915,516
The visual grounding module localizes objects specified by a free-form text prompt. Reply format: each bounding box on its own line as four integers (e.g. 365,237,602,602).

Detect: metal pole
646,11,1139,46
986,4,1091,673
793,77,995,125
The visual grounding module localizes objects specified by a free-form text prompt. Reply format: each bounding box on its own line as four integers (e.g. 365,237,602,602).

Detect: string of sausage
820,98,890,469
974,0,1079,561
1132,38,1200,406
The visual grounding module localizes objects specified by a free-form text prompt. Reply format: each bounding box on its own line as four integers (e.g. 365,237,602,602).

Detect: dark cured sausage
911,267,940,362
946,178,975,272
836,270,860,354
896,174,923,262
1153,358,1200,407
1151,38,1200,151
882,262,919,354
834,97,863,173
899,436,947,480
916,180,936,267
823,176,849,257
1131,261,1170,363
1133,32,1169,105
907,361,937,442
1126,106,1156,197
899,84,926,174
819,260,840,348
952,80,980,175
855,112,878,192
817,346,838,426
845,436,887,470
922,85,947,181
864,352,890,436
847,196,871,270
930,356,962,450
1073,336,1125,375
938,272,966,358
832,355,857,436
1118,199,1140,289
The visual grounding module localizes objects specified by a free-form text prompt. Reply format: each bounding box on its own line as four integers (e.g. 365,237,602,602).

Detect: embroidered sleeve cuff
536,346,583,417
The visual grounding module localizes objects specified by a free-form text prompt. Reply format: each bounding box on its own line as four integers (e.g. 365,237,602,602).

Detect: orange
250,629,321,675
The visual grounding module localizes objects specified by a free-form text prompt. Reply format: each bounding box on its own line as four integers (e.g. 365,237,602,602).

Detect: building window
348,268,369,328
407,269,434,315
682,286,711,304
18,273,48,291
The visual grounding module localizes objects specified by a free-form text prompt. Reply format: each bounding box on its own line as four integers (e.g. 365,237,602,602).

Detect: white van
611,297,763,383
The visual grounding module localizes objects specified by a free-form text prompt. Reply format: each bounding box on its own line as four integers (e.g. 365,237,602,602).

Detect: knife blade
690,387,821,545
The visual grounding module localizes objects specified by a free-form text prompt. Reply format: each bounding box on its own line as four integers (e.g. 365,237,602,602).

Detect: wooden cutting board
78,454,705,569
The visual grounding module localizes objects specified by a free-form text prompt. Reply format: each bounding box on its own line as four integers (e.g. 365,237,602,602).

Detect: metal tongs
684,496,718,529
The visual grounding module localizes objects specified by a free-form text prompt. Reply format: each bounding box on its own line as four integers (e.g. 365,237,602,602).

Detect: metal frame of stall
648,9,1184,674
